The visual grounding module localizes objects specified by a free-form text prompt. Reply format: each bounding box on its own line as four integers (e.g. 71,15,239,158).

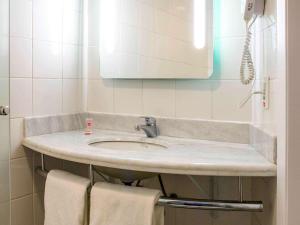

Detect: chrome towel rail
158,197,263,212
35,165,263,212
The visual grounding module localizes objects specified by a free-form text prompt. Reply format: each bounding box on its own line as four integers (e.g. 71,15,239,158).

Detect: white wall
84,0,252,122
252,0,280,135
7,0,284,224
9,0,83,224
251,0,286,225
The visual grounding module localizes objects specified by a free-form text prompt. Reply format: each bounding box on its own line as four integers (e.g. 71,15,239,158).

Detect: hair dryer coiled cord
240,17,257,85
240,30,255,85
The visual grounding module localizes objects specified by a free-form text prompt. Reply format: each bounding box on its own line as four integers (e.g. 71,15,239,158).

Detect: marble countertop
22,129,277,177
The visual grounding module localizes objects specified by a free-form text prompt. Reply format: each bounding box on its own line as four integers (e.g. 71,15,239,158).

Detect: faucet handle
140,116,156,126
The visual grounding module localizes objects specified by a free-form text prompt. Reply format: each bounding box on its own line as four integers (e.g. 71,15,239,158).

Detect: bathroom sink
89,139,168,151
88,137,168,183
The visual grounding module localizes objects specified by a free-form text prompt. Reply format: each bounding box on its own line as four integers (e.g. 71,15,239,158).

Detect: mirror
99,0,213,79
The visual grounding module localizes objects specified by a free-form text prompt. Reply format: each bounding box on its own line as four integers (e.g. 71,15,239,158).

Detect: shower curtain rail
35,165,263,212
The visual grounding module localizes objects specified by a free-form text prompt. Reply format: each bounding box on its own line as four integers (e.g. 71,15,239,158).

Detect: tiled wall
82,1,257,225
252,0,279,135
8,0,279,225
9,0,83,224
251,0,279,224
85,0,252,122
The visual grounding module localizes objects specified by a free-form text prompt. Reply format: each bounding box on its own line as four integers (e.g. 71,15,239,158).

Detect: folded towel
90,182,164,225
44,170,90,225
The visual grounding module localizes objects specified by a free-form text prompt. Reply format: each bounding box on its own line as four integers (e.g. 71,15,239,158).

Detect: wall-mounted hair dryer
240,0,265,85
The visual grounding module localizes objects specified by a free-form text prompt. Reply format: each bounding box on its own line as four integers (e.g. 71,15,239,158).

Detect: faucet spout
135,117,159,138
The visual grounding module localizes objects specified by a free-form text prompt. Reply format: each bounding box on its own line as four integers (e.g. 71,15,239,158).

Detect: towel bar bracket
239,176,243,202
41,154,45,171
37,154,263,212
89,165,94,185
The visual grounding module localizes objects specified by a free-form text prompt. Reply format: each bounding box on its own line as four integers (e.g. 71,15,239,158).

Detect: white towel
44,170,90,225
90,182,164,225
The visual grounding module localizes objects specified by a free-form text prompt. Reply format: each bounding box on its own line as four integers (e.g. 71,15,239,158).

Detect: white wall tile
0,78,9,105
0,118,9,162
0,36,9,77
11,157,33,199
9,0,84,224
175,80,212,119
33,0,63,42
10,0,32,38
114,80,143,114
11,195,34,225
10,78,33,118
10,118,26,159
0,0,9,36
10,37,32,78
63,79,81,113
63,10,80,44
33,79,62,115
33,41,62,78
87,0,99,46
263,25,278,79
142,80,175,117
63,44,79,78
212,81,252,122
87,79,114,112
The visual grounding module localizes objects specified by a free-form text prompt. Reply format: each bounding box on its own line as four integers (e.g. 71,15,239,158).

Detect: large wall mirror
99,0,213,79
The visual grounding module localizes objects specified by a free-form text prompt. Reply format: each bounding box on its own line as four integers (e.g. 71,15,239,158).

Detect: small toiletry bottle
85,118,93,135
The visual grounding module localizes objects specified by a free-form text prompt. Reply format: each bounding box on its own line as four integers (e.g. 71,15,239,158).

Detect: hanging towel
44,170,90,225
90,182,164,225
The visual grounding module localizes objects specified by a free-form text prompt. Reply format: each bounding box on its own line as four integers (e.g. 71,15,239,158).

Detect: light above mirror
99,0,213,79
194,0,206,49
100,0,118,54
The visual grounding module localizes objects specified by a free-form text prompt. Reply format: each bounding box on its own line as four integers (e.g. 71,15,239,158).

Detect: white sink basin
89,137,168,183
89,139,168,151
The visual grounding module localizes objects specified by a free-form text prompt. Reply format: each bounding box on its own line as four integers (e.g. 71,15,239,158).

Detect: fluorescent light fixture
100,0,118,54
193,0,206,49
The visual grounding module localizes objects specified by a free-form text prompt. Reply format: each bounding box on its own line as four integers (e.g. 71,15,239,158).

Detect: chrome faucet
135,117,159,138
